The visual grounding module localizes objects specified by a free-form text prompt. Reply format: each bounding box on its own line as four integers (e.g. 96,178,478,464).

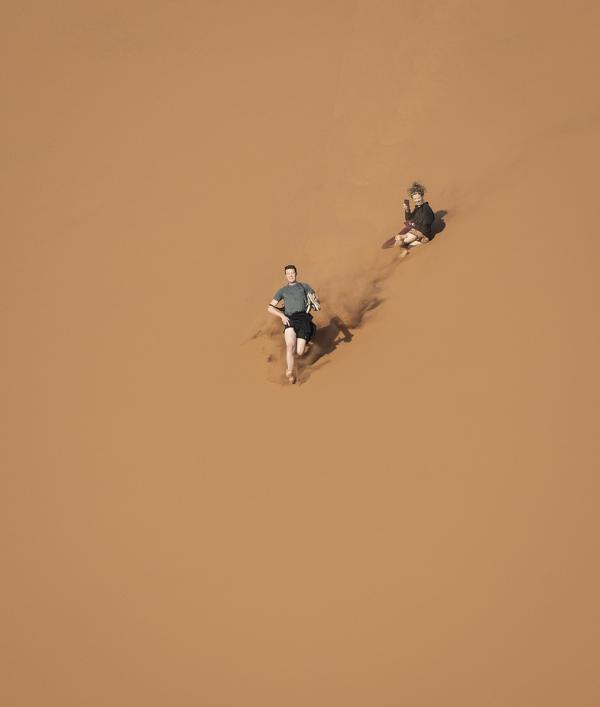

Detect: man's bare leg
294,338,311,378
296,338,307,357
284,327,297,381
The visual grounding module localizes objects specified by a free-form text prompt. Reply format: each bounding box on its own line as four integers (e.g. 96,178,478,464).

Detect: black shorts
284,312,315,341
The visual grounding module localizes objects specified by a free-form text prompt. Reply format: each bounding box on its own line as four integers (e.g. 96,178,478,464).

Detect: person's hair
284,264,297,273
407,181,426,196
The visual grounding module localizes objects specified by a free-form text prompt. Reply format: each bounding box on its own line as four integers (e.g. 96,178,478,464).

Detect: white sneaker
306,292,321,312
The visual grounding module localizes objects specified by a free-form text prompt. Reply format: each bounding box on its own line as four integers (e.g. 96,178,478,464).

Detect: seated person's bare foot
285,370,296,384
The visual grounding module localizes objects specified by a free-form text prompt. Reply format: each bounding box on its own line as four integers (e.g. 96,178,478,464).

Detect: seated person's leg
406,228,428,246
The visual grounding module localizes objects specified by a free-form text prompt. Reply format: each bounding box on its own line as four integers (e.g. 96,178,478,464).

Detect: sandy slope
2,1,600,705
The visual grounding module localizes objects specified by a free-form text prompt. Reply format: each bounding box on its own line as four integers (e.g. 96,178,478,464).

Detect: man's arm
267,299,290,325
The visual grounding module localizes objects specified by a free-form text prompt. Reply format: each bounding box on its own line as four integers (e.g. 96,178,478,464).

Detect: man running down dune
267,265,320,383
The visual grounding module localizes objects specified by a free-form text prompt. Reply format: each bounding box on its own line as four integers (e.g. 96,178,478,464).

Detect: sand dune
2,1,600,706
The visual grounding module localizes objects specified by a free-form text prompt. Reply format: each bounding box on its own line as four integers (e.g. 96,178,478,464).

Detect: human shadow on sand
429,210,447,241
297,315,354,378
297,279,391,382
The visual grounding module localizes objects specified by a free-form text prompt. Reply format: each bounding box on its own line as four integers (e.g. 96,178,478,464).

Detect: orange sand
2,1,600,705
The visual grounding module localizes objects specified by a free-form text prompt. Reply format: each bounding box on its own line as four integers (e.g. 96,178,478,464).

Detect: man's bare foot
285,370,296,384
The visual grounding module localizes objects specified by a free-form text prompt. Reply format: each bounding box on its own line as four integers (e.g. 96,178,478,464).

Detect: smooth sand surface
2,1,600,705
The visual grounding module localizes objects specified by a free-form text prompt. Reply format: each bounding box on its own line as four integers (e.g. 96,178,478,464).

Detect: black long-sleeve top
406,202,435,237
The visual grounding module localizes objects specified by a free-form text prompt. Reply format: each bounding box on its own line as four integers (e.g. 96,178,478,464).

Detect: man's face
411,192,423,206
285,268,297,284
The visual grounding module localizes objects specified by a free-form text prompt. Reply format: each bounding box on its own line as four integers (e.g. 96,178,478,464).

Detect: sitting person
395,182,435,248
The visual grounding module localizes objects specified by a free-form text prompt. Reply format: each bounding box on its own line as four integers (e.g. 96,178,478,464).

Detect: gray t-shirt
272,282,314,315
